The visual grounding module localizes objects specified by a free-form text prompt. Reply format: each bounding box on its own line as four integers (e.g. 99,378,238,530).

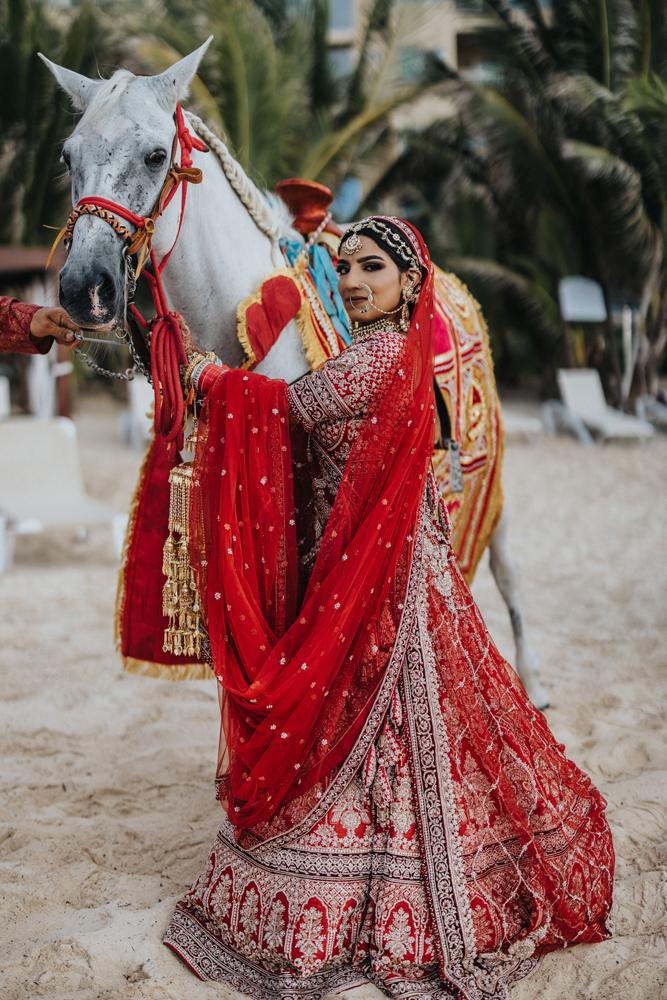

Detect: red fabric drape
189,223,435,832
245,275,302,364
119,434,201,668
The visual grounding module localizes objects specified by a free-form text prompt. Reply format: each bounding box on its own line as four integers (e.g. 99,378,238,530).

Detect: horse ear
38,54,102,110
147,37,214,111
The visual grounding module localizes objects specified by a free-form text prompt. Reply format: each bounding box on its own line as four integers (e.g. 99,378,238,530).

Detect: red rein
69,104,208,450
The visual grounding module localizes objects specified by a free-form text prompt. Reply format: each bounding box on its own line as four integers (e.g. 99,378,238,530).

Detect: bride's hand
174,312,205,359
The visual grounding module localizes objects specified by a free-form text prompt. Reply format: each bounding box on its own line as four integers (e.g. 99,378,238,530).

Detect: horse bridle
49,104,209,448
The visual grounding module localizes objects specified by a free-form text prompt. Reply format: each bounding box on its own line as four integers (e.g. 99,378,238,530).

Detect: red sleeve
0,298,52,355
198,361,230,396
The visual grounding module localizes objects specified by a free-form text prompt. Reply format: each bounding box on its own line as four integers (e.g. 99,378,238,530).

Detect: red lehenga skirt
164,501,614,1000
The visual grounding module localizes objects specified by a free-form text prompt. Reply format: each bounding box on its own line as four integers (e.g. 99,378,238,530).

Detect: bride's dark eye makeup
336,255,386,275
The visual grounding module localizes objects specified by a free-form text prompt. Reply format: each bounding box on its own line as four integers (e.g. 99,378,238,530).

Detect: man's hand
30,307,81,348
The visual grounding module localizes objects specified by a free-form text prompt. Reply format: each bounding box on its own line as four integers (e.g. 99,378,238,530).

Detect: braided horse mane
185,112,296,266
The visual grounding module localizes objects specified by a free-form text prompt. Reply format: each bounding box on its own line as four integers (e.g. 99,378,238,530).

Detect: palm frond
562,138,658,279
446,254,563,344
300,87,419,181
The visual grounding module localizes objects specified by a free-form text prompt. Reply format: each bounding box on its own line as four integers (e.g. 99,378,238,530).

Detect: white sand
1,394,665,999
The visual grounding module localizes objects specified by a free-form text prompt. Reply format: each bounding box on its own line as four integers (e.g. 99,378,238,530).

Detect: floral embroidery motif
235,887,260,952
295,906,327,967
263,899,287,951
211,873,232,921
384,907,416,961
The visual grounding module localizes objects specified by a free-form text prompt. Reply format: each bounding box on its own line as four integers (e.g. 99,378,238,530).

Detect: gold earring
400,295,410,332
400,282,417,332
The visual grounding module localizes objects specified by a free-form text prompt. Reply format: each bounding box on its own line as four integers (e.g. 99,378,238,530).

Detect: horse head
40,40,212,330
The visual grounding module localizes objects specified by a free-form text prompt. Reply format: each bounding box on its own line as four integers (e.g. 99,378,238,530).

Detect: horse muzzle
58,253,125,330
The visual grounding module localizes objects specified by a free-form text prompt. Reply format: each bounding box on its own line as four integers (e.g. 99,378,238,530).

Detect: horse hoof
523,680,550,712
531,688,550,711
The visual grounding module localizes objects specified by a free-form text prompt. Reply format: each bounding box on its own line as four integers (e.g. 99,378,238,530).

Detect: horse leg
488,508,550,710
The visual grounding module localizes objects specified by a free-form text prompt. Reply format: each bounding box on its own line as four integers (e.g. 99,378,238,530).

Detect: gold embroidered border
294,292,328,371
122,655,210,681
236,266,297,370
432,267,504,584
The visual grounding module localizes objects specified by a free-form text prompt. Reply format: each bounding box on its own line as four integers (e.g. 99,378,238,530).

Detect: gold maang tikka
342,233,363,254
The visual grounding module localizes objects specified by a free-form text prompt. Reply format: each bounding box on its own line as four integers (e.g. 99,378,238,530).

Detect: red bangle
198,360,230,395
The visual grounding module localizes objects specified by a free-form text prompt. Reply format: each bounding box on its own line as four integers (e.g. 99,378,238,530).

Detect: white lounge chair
635,394,667,429
0,376,10,421
0,416,128,572
557,369,654,443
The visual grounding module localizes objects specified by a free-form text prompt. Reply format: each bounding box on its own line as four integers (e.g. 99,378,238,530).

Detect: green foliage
145,0,310,183
136,0,442,190
0,0,113,244
0,0,438,246
369,0,667,392
298,0,446,187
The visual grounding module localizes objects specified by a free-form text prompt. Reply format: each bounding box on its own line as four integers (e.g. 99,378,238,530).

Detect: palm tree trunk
561,318,576,367
598,0,611,88
601,280,623,406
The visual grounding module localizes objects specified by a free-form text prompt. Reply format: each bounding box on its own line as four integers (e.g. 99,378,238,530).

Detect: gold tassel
162,462,206,659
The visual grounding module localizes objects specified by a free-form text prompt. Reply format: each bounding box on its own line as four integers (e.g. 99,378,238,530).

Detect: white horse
41,41,549,710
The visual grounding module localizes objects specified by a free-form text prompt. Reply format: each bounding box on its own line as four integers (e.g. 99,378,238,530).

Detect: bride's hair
339,218,422,274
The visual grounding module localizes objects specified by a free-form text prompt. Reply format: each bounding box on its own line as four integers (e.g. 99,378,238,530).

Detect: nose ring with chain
358,282,373,313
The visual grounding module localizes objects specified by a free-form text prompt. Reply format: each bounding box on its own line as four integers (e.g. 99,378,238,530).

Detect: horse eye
62,150,71,171
146,149,167,166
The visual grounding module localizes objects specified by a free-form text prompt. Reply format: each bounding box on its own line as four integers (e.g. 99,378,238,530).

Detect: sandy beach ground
1,392,665,1000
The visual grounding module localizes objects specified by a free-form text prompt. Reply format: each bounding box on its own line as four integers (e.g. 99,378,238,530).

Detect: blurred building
328,0,512,84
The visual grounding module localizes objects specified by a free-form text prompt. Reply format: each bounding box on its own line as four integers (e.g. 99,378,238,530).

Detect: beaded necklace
351,318,401,343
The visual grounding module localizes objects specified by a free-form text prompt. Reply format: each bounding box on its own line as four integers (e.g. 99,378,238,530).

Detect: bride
163,217,614,999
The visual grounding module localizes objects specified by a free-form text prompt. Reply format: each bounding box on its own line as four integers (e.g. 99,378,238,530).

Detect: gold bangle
182,352,208,392
182,351,219,394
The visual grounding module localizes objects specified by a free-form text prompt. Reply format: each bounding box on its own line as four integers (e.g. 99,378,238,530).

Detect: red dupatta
189,220,435,834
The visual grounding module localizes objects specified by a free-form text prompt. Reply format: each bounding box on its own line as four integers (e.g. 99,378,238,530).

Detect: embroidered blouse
287,329,405,467
196,327,406,469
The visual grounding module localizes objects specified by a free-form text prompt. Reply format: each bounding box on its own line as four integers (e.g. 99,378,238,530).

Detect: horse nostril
95,269,117,306
59,262,121,326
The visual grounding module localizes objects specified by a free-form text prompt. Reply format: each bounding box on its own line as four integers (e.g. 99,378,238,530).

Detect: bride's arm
176,315,369,432
287,332,405,431
176,314,230,395
177,315,302,426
